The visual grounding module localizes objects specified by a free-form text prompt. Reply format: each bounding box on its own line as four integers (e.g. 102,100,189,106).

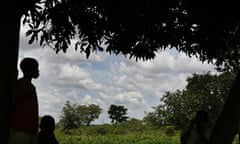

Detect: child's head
40,115,55,132
20,57,39,79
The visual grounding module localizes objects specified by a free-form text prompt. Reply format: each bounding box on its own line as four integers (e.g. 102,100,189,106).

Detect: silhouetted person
37,115,59,144
181,110,211,144
9,57,40,144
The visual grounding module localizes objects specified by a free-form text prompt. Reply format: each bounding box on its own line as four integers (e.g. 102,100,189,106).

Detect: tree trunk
209,71,240,144
0,2,21,143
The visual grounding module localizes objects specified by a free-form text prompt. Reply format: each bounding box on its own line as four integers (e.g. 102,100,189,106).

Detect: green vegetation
55,124,180,144
59,101,102,130
54,124,240,144
56,134,179,144
144,72,236,129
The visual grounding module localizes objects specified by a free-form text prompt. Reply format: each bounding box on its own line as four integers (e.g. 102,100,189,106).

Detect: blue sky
18,25,217,124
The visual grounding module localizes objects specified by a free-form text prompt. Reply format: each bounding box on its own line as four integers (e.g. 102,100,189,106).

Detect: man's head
20,57,39,79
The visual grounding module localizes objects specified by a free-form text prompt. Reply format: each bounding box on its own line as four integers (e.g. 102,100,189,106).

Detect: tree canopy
24,0,240,71
108,104,128,124
59,101,102,130
144,72,236,128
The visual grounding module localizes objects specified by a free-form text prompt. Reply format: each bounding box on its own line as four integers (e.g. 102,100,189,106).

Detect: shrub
164,126,176,136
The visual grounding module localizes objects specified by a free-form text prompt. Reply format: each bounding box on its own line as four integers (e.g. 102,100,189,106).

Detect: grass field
54,124,240,144
56,132,180,144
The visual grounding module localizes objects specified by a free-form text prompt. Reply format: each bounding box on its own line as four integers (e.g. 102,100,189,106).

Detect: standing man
9,57,40,144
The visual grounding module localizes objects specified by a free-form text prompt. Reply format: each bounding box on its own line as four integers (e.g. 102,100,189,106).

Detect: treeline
58,102,129,130
57,72,236,131
144,72,236,129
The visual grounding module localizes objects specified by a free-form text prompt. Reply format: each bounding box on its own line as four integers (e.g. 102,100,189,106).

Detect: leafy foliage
56,131,180,144
59,101,102,130
59,101,81,130
108,104,128,124
144,72,236,128
77,104,102,126
23,0,240,71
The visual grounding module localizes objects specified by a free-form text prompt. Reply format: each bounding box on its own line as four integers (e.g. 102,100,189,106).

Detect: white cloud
46,63,103,90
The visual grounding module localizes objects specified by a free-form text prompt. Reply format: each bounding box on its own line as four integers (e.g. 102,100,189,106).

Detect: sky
18,25,217,124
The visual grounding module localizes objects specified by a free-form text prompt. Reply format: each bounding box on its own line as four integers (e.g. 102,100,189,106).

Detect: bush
164,126,176,136
64,128,81,135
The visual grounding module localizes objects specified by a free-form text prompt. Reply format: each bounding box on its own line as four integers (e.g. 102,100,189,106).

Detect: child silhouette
10,57,40,144
37,115,59,144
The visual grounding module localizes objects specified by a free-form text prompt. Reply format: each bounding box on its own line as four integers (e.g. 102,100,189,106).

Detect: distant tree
108,104,128,124
59,101,81,130
59,101,102,130
143,97,173,129
144,72,236,128
77,104,102,126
